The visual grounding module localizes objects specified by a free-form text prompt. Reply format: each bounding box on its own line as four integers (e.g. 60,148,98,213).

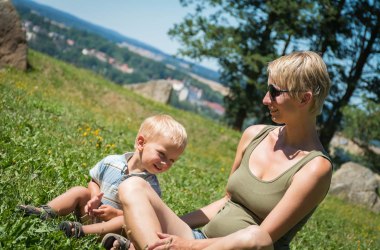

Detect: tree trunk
320,19,379,150
232,106,247,130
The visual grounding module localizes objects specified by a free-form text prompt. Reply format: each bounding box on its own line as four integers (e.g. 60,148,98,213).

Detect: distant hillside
11,0,221,82
12,0,227,120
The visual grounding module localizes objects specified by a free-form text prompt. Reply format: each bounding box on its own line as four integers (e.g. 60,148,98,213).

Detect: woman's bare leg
47,186,91,216
204,225,273,250
119,177,193,249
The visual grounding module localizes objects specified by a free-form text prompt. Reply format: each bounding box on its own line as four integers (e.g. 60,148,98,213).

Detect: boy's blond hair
267,51,331,115
136,114,187,149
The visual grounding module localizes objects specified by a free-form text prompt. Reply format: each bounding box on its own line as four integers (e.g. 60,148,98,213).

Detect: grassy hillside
0,51,379,249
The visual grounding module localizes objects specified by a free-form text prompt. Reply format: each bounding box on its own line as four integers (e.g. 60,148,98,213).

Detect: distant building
178,88,189,102
114,63,134,74
166,64,176,70
32,25,40,33
81,48,134,74
203,101,225,115
168,79,184,91
25,31,36,41
94,51,107,62
108,57,116,64
188,85,203,103
66,39,75,46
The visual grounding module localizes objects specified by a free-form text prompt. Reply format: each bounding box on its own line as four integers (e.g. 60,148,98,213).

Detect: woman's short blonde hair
136,114,187,149
267,51,331,115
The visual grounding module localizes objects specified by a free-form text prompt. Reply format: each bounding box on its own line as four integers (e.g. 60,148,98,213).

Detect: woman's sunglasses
268,84,290,100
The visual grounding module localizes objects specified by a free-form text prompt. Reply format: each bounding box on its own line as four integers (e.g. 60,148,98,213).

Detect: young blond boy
18,114,187,240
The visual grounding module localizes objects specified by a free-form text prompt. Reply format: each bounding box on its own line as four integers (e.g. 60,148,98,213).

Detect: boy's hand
85,192,104,216
91,205,120,221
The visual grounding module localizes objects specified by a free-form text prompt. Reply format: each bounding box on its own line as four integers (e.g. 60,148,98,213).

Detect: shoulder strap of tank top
255,125,277,141
241,126,278,164
293,151,331,172
284,151,332,187
247,125,277,150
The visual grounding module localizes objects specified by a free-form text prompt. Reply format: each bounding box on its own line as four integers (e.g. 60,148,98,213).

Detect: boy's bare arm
85,180,103,215
88,179,101,198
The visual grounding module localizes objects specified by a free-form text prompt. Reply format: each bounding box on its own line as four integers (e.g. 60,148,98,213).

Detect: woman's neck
279,117,321,151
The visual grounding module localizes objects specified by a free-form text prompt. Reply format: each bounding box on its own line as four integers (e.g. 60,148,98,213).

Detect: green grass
0,51,379,249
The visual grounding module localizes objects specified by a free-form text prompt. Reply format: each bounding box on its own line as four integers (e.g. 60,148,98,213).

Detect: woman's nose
262,91,271,105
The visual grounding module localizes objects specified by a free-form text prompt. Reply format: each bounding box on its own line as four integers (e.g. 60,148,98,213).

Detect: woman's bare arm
180,197,228,228
260,156,332,242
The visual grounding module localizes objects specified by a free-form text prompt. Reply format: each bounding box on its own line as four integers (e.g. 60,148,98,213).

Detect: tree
309,0,380,149
170,0,380,150
169,0,316,129
341,98,380,173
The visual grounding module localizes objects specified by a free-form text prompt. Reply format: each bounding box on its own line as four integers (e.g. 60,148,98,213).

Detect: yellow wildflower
93,129,100,136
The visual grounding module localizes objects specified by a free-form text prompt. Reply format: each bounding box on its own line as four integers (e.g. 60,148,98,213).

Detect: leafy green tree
169,0,316,129
170,0,380,150
341,98,380,173
308,0,380,149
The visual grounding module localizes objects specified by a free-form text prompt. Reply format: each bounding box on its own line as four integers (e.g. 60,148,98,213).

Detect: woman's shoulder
294,153,333,190
242,124,276,140
306,154,332,176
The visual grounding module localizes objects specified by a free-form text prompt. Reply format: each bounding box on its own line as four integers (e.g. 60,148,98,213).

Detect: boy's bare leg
119,177,193,249
82,215,125,236
47,186,91,216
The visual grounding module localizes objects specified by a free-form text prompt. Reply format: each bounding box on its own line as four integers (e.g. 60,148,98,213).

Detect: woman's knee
118,177,150,203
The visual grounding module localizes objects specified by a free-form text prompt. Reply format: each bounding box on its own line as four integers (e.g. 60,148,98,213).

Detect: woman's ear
136,135,145,151
300,91,312,105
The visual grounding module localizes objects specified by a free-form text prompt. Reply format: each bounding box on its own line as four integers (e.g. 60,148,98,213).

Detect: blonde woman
107,51,332,250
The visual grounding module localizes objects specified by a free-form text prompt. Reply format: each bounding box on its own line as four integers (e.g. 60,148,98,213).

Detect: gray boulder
329,162,380,213
126,80,173,104
0,0,28,71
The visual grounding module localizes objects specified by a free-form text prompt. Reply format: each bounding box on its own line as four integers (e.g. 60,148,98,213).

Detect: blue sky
32,0,219,71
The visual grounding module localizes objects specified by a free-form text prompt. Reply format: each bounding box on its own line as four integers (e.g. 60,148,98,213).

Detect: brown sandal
102,233,130,250
17,204,57,220
59,221,85,238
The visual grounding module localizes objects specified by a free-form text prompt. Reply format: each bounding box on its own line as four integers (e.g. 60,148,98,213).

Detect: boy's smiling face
137,135,184,174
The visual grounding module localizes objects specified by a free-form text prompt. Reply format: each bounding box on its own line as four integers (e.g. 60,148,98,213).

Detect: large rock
126,80,173,104
0,0,28,71
329,162,380,213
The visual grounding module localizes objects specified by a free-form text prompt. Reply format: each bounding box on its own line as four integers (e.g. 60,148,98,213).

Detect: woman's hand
91,204,121,221
148,232,193,250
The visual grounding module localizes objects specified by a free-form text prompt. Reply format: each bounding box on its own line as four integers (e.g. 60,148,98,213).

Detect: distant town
22,16,227,116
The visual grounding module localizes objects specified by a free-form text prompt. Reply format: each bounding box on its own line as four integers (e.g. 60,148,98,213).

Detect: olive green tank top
203,126,331,249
